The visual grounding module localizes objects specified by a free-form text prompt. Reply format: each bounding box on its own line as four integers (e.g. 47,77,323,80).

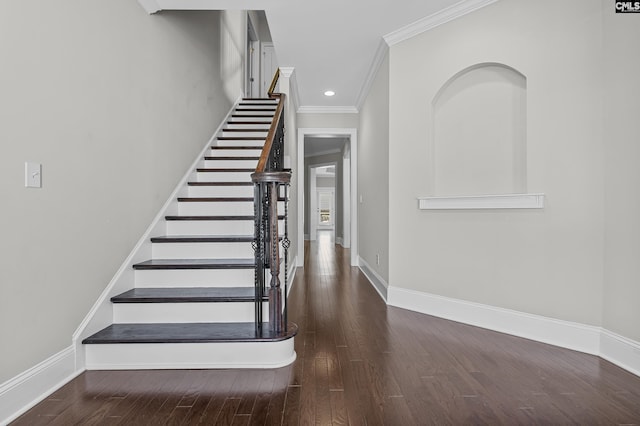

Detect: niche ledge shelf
418,193,545,210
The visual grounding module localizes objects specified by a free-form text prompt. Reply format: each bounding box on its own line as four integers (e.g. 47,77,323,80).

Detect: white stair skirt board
166,219,283,237
134,267,255,287
84,340,296,370
418,193,545,210
72,96,244,371
0,346,79,426
187,185,254,198
151,242,254,259
113,302,268,324
358,256,388,301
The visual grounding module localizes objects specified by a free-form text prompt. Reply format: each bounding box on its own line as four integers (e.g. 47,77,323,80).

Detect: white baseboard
600,329,640,377
0,346,80,425
304,234,309,241
387,287,601,355
387,286,640,378
358,257,388,301
336,237,343,246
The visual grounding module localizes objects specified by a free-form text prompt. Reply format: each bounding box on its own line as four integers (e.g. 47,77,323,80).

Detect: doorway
309,164,337,242
297,128,358,267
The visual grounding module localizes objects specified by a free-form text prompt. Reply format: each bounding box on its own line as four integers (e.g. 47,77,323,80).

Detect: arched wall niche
429,62,527,197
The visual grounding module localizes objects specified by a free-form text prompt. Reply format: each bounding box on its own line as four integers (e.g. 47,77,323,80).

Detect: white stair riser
236,106,277,111
166,220,284,236
196,172,252,182
225,124,272,130
220,131,268,138
179,201,252,216
233,111,274,116
135,268,255,287
152,242,253,259
203,159,257,168
113,302,268,323
178,201,284,216
85,339,295,370
210,149,262,157
216,139,266,147
240,100,278,104
228,116,273,123
188,185,254,197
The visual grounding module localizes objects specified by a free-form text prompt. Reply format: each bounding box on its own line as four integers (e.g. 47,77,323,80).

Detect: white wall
0,3,245,383
358,53,390,282
297,113,359,129
388,0,605,325
602,4,640,342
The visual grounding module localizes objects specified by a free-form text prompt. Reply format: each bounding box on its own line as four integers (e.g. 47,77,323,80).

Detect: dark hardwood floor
12,231,640,425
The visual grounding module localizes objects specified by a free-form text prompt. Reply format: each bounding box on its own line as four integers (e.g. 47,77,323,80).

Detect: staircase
82,97,297,370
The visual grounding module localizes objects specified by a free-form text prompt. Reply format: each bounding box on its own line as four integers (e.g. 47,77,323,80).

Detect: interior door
261,43,278,96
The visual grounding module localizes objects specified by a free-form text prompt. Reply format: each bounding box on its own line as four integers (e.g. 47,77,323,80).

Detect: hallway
13,237,640,424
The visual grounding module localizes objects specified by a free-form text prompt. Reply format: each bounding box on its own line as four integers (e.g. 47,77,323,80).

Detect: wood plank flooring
12,231,640,425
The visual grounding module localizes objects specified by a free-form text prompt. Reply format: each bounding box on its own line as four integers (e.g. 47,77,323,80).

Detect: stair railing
252,69,291,336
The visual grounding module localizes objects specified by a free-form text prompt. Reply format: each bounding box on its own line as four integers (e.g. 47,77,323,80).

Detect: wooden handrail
267,68,280,97
255,92,285,173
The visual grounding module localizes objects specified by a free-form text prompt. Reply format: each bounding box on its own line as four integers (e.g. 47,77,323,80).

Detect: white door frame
342,148,351,248
309,167,317,240
297,128,358,267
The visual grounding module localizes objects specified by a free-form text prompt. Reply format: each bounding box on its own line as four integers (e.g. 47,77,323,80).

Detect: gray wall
0,3,245,383
358,53,390,281
387,0,612,329
602,3,640,342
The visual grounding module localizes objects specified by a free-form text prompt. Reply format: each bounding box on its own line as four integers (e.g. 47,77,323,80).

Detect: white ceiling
138,0,497,112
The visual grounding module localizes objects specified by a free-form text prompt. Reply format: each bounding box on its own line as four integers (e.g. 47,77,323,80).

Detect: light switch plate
25,162,42,188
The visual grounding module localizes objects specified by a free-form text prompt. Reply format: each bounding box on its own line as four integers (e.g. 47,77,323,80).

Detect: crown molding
383,0,499,46
297,106,359,114
355,39,389,111
278,67,301,110
305,148,342,158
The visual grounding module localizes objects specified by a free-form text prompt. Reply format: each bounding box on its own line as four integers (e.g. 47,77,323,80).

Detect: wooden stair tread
223,128,270,132
82,322,298,344
231,114,274,118
178,196,253,202
178,197,285,202
217,136,267,140
187,182,254,186
196,168,254,172
151,235,253,243
133,258,254,270
211,146,264,150
165,215,284,221
203,156,260,160
111,287,265,303
227,121,272,125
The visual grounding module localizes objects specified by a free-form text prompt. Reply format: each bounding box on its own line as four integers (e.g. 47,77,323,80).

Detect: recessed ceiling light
324,90,335,97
